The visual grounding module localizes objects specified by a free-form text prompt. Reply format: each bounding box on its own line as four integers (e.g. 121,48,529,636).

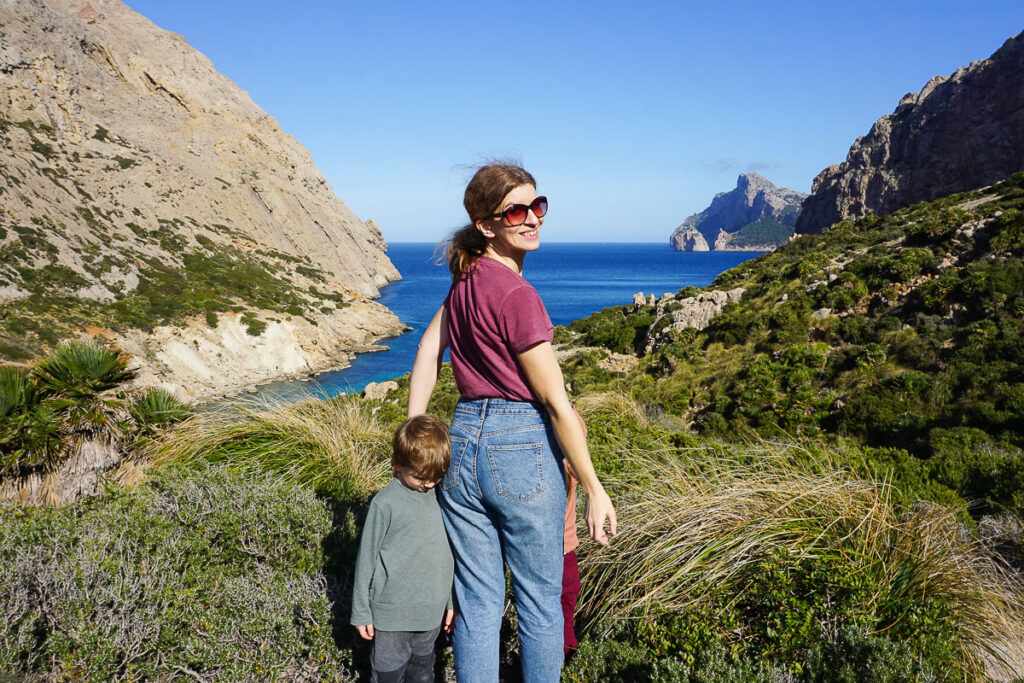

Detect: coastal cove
238,243,763,404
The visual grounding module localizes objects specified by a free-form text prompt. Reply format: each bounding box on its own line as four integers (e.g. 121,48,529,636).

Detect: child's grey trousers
371,626,441,683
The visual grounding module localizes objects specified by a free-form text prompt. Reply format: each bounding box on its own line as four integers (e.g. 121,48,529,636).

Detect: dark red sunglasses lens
532,197,548,218
504,205,528,224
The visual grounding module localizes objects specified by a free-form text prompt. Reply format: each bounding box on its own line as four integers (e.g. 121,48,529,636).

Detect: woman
408,162,616,682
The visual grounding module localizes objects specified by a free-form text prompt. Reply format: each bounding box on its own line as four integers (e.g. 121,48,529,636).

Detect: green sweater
350,479,454,631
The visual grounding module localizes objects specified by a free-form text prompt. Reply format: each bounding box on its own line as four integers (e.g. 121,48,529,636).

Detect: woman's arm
517,341,617,546
408,305,449,418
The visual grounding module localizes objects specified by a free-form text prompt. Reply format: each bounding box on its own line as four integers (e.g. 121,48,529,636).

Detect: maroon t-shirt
444,256,554,402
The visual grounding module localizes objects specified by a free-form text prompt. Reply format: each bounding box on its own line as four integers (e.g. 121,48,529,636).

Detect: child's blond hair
392,414,450,481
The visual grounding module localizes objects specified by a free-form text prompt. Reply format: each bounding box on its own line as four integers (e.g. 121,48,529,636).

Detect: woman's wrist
580,479,606,499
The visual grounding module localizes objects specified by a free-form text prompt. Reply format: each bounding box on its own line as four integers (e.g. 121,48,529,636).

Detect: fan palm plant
125,387,192,447
0,367,61,472
31,340,137,446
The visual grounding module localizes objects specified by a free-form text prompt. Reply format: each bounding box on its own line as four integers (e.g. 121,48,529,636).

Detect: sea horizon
223,243,764,405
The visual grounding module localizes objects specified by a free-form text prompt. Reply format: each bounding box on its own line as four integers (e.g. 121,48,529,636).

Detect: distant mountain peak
670,175,806,251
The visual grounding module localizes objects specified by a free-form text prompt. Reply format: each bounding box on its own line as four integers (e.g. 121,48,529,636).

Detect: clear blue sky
123,0,1022,243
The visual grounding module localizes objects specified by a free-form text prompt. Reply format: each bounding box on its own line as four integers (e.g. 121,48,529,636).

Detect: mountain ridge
0,0,404,400
670,173,806,251
796,31,1024,234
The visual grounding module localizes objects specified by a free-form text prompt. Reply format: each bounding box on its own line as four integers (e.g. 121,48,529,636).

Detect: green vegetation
0,464,354,680
728,215,794,248
241,312,267,336
568,304,657,354
4,169,1024,678
573,437,1021,680
0,228,346,359
562,172,1024,518
3,365,1023,678
0,340,190,478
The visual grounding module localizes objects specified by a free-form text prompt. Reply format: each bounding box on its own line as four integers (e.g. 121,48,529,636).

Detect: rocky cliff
796,31,1024,234
0,0,405,399
670,173,806,251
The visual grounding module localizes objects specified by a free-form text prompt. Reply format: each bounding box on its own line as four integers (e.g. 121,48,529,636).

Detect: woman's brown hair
442,162,536,280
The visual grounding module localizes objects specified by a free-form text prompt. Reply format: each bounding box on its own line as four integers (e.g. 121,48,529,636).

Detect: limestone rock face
668,226,709,251
670,173,806,251
116,303,408,403
796,31,1024,234
0,0,405,397
642,287,745,353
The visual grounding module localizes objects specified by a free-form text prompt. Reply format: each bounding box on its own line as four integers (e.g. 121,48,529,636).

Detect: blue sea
237,244,762,403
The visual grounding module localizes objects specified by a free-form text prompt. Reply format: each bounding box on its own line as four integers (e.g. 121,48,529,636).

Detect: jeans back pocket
485,442,545,501
443,436,469,491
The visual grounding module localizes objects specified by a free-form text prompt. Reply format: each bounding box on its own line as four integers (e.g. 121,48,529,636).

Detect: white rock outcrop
643,287,745,353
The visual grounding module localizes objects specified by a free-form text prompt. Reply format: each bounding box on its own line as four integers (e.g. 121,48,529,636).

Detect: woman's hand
517,341,617,546
583,484,617,546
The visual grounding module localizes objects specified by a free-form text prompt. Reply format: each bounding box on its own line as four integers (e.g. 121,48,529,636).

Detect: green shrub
576,445,1024,679
569,305,655,354
241,312,266,336
0,464,356,680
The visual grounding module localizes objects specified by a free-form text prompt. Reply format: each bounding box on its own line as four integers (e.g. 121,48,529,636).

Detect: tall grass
577,438,1024,678
144,395,392,499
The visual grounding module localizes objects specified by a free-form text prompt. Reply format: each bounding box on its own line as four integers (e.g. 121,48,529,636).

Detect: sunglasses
487,196,548,226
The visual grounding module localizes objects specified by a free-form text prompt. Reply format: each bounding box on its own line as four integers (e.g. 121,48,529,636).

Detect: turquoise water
234,243,762,403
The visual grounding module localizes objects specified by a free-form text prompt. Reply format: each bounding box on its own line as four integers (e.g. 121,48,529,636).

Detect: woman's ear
475,219,495,239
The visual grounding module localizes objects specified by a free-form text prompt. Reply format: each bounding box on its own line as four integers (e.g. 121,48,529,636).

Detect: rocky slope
0,0,404,399
670,173,806,251
796,31,1024,234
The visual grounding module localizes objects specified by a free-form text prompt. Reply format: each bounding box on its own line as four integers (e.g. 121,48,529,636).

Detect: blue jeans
440,398,566,683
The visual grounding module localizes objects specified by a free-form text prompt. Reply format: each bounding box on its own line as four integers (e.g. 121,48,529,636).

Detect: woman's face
476,184,543,259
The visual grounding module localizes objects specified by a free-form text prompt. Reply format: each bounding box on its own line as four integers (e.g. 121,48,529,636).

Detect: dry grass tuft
575,391,651,428
578,440,1024,677
144,394,392,499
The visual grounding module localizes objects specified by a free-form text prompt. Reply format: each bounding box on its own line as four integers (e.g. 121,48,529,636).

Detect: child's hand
444,609,455,634
356,624,375,640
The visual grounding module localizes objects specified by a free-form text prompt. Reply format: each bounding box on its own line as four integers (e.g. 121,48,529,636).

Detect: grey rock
363,380,399,401
797,31,1024,234
670,173,806,251
643,287,745,353
668,226,709,251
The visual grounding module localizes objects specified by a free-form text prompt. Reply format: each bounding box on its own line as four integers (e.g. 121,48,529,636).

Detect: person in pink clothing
407,162,616,682
562,459,581,655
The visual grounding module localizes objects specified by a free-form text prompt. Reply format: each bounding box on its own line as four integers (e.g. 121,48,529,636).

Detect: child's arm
350,500,390,639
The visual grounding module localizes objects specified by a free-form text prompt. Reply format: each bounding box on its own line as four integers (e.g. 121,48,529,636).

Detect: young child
351,414,455,683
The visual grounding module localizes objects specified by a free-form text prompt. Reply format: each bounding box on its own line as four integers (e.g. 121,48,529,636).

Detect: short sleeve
499,285,554,353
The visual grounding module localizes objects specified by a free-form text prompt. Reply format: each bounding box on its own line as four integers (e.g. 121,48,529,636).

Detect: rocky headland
670,173,806,251
0,0,404,400
796,31,1024,234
